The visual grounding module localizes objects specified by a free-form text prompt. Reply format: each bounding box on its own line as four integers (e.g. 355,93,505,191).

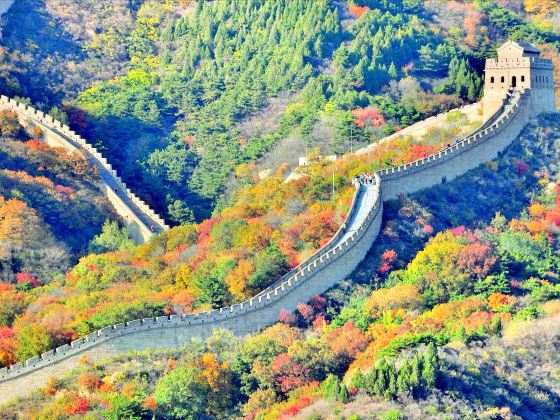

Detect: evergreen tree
321,374,340,401
422,342,438,389
339,384,350,403
435,57,482,101
384,362,398,400
456,325,468,343
168,200,195,225
396,360,412,395
374,359,389,395
410,352,423,392
388,62,398,79
351,370,365,389
161,21,174,42
491,316,503,336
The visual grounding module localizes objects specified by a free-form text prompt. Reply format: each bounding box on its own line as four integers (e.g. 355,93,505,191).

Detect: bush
153,366,209,420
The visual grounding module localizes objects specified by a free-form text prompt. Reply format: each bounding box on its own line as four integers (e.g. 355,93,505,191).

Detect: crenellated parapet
483,40,556,121
0,177,383,385
379,89,528,199
0,95,169,243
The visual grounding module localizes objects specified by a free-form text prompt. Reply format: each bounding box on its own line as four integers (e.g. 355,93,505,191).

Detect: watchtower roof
497,40,540,55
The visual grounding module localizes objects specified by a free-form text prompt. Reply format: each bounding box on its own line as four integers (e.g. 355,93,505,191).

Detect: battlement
485,57,553,70
0,177,382,383
0,96,170,243
483,41,556,121
0,41,554,403
380,91,524,184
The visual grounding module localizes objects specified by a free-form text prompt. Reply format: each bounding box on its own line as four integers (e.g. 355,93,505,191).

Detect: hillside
0,102,467,366
1,0,558,222
2,0,557,225
0,109,119,282
1,0,487,223
1,114,559,418
0,0,558,416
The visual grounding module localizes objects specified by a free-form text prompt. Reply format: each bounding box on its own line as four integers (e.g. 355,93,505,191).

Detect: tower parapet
483,40,556,120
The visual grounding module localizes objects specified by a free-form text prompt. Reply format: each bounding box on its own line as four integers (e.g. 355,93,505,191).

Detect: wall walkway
0,89,536,403
0,96,169,243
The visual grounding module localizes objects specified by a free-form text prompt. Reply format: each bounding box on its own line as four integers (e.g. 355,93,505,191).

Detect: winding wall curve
0,89,535,403
0,96,169,244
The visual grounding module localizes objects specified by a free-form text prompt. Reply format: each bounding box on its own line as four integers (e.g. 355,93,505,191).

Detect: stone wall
0,89,543,404
356,102,483,156
0,96,169,243
381,90,530,200
0,178,383,402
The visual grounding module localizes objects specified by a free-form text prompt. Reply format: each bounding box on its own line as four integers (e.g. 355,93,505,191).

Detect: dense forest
0,0,558,417
0,0,492,223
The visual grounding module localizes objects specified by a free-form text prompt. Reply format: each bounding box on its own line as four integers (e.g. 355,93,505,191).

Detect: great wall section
0,41,556,403
0,96,169,243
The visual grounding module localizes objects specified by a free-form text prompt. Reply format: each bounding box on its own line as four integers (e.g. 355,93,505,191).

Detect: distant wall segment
0,96,169,244
355,102,483,156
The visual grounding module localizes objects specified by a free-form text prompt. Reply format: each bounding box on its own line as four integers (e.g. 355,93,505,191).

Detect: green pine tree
374,359,389,396
384,362,398,400
457,325,468,343
321,374,341,401
410,352,423,392
339,383,350,403
422,342,438,389
351,370,365,389
491,316,503,336
396,360,412,395
388,62,398,79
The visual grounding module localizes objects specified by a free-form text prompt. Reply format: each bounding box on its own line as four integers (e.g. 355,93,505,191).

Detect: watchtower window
500,76,505,83
490,76,495,83
511,76,517,88
521,75,525,82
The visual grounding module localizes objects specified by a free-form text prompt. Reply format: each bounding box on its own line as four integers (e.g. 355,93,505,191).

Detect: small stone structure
0,41,556,403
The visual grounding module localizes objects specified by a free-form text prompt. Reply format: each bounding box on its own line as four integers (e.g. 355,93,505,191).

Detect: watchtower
483,40,556,121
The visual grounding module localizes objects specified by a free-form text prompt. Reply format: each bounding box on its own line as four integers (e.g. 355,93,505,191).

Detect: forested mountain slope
0,0,557,370
0,0,558,416
0,110,117,283
1,0,488,223
1,1,558,226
